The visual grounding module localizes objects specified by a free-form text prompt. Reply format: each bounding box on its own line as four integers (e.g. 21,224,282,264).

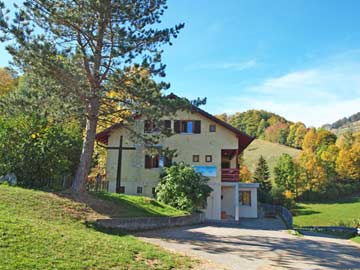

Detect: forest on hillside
216,110,307,149
218,110,360,203
324,112,360,129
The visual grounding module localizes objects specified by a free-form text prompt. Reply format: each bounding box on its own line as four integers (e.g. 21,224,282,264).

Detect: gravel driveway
138,219,360,270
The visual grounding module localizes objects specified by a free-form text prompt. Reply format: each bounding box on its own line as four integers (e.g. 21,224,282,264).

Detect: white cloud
189,59,257,71
211,54,360,127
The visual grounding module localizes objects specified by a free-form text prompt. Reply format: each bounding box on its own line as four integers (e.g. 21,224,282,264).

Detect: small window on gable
209,124,216,132
205,155,212,162
145,154,160,169
193,155,200,162
240,191,251,206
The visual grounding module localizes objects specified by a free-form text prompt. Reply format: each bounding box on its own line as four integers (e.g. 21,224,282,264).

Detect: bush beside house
156,163,213,212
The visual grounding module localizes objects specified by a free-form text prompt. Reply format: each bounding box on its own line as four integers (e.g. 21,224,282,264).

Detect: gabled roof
95,94,255,150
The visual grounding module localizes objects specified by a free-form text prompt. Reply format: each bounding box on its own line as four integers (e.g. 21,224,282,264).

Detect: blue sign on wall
193,166,217,177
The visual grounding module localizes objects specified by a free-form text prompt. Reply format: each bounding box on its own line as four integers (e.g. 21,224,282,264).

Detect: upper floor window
209,124,216,132
205,155,212,162
145,154,160,169
174,120,201,134
144,120,171,133
193,155,200,162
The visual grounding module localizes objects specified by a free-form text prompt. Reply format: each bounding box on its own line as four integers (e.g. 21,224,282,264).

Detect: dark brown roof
95,94,255,150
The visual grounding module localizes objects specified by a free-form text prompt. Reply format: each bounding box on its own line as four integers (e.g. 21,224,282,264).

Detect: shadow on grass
56,190,174,219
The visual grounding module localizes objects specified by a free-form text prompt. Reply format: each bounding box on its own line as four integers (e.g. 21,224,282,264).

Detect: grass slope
243,139,300,178
0,185,194,270
93,191,187,217
293,196,360,227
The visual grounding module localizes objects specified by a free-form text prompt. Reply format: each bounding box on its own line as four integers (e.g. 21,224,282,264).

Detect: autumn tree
297,150,327,192
239,165,252,182
302,128,317,151
215,113,228,122
336,141,360,181
0,67,15,96
294,123,307,149
1,0,186,192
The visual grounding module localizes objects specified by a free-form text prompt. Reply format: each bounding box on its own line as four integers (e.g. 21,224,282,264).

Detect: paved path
138,219,360,270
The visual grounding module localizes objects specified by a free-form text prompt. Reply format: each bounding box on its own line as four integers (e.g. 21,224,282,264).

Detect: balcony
221,168,240,182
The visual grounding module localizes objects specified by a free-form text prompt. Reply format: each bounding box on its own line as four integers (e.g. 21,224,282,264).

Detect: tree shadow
138,224,360,270
56,190,172,219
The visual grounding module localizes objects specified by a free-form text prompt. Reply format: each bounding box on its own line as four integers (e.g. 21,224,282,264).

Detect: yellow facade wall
105,110,239,220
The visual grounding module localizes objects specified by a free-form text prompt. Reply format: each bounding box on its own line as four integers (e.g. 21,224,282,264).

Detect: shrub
0,114,82,188
156,163,213,212
271,186,296,209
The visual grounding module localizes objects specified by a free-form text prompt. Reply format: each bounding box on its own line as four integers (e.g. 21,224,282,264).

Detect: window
145,154,160,169
193,155,200,162
117,186,125,194
164,156,172,167
152,187,156,197
240,191,251,206
205,155,212,162
209,124,216,132
144,120,171,133
144,120,159,133
136,186,143,194
174,120,201,134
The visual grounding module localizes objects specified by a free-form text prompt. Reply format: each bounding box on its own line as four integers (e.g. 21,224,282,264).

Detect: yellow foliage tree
297,150,327,192
336,143,360,180
302,128,317,151
239,165,252,183
0,68,15,96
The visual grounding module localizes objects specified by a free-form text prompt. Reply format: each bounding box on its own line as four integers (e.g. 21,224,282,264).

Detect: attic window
209,124,216,132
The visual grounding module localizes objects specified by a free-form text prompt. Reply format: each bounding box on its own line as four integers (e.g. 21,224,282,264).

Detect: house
95,98,259,221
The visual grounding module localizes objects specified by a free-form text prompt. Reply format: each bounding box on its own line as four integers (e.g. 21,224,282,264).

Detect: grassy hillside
293,196,360,227
0,184,194,270
243,139,301,178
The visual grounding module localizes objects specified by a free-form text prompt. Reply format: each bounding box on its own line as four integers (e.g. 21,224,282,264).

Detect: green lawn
352,236,360,244
0,184,195,270
93,191,187,217
293,196,360,227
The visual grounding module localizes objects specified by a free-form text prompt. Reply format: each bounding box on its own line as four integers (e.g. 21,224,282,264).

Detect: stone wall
96,213,205,231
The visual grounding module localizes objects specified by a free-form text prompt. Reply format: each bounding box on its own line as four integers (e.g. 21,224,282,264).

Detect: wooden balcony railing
221,168,240,182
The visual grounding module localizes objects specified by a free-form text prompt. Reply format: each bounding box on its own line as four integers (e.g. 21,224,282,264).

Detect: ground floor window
136,186,143,194
240,190,251,206
145,154,160,169
117,186,125,194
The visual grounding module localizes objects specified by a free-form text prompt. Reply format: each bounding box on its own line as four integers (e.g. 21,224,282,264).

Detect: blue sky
1,0,360,127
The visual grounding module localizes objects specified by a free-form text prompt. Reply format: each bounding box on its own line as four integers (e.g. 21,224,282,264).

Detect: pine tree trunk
72,97,100,192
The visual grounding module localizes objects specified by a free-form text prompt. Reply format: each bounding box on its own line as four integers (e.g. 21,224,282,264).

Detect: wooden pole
116,136,123,193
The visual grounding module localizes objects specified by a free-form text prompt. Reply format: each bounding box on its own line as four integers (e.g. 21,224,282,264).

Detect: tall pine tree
0,0,186,192
253,155,272,193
